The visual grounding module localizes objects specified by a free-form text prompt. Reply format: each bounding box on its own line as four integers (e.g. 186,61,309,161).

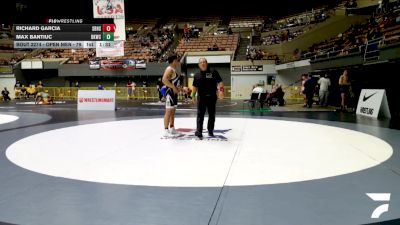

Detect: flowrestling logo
161,128,231,141
366,193,391,219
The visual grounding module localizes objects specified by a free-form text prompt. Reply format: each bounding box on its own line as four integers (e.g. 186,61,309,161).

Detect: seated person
36,81,44,88
251,84,266,108
252,84,265,94
274,85,285,106
212,44,219,51
267,84,285,106
20,85,28,99
35,92,54,104
36,81,44,93
26,85,37,98
14,88,21,99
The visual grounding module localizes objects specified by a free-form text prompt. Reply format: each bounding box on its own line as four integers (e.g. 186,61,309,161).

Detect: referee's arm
191,80,198,104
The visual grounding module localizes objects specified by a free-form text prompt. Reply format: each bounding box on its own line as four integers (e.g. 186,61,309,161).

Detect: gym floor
0,99,399,225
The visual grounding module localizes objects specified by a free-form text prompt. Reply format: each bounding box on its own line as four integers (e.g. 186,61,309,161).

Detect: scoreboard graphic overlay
14,24,116,49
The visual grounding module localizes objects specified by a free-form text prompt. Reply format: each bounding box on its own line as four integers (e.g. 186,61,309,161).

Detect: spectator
293,49,301,60
262,7,329,33
262,29,305,46
252,83,265,94
382,0,389,12
339,69,351,111
212,43,219,51
26,84,37,98
142,80,148,98
300,0,400,61
1,87,11,101
156,78,163,102
267,84,285,106
20,85,27,99
127,80,135,99
14,81,22,99
247,47,270,61
14,80,21,89
184,24,190,41
345,0,358,15
318,74,331,107
97,84,104,90
37,81,44,88
301,74,307,106
251,84,266,108
303,74,316,108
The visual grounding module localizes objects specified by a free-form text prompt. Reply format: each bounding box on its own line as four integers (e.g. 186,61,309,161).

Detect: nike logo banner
363,92,377,102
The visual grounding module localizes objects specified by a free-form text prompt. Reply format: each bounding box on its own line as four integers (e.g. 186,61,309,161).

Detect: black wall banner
231,65,263,72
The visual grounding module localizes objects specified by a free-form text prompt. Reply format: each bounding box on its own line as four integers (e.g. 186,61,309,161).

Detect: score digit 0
102,32,115,41
102,24,116,32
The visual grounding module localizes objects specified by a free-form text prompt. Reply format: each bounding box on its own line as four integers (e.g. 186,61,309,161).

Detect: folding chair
243,92,261,110
259,93,267,108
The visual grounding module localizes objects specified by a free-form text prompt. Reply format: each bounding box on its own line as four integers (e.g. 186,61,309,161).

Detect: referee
192,58,224,139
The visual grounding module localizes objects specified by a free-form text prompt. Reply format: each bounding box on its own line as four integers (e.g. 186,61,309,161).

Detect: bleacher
61,49,92,64
175,34,239,54
169,16,221,28
260,7,330,46
275,8,328,30
246,47,280,61
33,26,174,63
125,18,159,32
382,24,400,42
229,16,265,28
29,49,93,64
122,32,173,61
300,2,400,60
0,42,28,65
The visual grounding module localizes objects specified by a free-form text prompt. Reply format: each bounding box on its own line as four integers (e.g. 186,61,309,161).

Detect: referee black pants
196,95,217,134
158,89,162,101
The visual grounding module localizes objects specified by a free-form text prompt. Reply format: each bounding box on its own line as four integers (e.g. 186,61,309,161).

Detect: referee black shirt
193,69,222,96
